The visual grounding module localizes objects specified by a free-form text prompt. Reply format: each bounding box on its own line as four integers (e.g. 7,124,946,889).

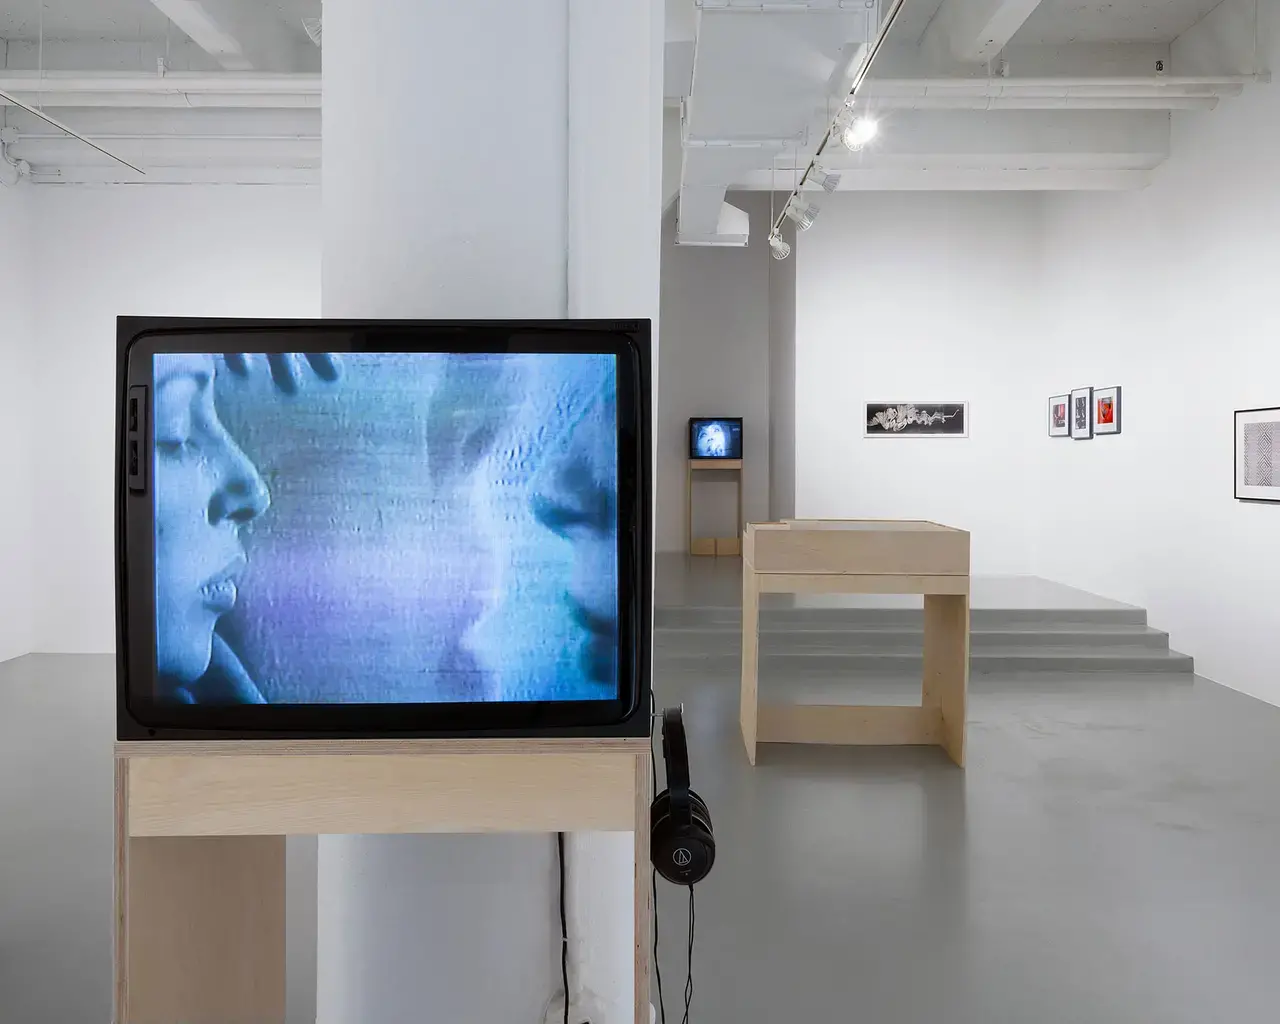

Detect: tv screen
689,417,743,460
116,319,651,738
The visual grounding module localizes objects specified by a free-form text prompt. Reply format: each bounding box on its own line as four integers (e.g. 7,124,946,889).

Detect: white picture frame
864,402,968,438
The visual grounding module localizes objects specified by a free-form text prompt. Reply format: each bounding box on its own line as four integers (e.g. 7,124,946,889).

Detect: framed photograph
1048,394,1070,438
1094,386,1122,436
1070,387,1093,440
865,402,967,437
1235,407,1280,502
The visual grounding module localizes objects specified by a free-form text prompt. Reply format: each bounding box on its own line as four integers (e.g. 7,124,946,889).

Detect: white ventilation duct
676,200,749,247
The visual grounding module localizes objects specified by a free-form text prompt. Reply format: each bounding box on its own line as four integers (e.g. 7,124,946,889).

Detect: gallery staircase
654,603,1194,676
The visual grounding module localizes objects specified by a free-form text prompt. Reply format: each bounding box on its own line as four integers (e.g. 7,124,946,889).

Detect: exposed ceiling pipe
870,96,1219,110
866,75,1265,89
0,72,321,94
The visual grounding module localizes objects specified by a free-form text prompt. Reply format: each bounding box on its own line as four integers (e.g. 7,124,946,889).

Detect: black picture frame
1234,406,1280,504
1070,387,1093,440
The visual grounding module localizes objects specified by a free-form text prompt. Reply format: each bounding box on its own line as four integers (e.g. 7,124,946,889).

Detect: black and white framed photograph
1070,387,1093,440
1093,385,1122,436
1048,394,1070,438
1235,407,1280,502
865,402,968,437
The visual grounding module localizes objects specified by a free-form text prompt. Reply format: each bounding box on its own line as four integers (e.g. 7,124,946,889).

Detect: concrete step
655,604,1148,630
656,623,1171,654
655,644,1194,674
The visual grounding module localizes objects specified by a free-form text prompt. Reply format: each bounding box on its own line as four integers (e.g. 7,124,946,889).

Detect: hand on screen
223,353,341,395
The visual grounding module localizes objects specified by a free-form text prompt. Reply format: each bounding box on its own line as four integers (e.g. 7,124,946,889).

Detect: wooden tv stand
114,737,651,1024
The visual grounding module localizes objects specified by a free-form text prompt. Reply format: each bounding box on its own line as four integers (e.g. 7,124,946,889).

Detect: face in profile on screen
151,351,620,707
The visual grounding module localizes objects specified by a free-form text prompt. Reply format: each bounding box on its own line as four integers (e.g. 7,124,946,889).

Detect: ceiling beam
149,0,301,72
921,0,1046,64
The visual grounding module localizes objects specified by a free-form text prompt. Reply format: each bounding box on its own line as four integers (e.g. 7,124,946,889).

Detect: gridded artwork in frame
865,402,968,437
1070,387,1093,440
1048,394,1070,438
1236,407,1280,502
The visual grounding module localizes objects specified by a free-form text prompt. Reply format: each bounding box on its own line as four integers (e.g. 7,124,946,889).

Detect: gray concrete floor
3,562,1280,1021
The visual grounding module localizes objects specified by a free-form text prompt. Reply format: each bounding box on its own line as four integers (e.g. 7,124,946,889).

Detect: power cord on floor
651,694,666,1024
557,831,570,1024
681,885,695,1024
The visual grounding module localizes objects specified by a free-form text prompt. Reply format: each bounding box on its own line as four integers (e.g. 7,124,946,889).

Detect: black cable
681,886,695,1024
557,831,569,1024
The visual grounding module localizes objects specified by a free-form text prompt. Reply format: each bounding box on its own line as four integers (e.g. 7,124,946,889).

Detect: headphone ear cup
650,788,715,886
688,789,713,832
686,789,716,879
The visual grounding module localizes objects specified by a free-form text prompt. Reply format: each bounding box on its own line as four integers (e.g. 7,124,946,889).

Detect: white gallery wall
0,184,36,664
1033,16,1280,706
794,191,1043,573
27,185,321,654
658,192,773,551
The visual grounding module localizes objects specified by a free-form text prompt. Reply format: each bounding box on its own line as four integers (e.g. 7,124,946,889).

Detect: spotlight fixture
768,232,791,260
784,199,819,231
841,115,879,152
813,169,842,193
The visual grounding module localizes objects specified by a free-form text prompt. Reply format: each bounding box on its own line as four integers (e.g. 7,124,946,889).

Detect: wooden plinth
115,737,651,1024
687,458,743,557
740,519,970,767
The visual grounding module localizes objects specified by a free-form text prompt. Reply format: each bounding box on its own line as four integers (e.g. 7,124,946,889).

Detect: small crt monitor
689,417,743,460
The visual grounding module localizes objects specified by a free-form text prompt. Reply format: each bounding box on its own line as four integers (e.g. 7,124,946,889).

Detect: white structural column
317,2,662,1023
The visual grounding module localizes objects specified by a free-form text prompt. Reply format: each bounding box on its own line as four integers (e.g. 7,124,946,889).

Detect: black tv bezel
688,416,744,460
116,317,652,741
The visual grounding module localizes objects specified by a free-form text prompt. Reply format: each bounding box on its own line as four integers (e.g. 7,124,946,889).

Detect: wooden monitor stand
686,458,743,556
114,737,652,1024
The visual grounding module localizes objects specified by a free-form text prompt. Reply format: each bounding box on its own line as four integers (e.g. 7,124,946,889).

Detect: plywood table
686,458,744,556
740,520,970,766
115,738,651,1024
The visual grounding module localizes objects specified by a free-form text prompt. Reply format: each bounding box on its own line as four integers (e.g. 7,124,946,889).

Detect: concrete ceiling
0,0,317,49
0,0,1268,193
1014,0,1229,45
0,0,172,40
665,0,1270,242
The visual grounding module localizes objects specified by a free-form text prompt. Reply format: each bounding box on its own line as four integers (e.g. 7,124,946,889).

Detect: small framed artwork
1235,407,1280,502
1048,394,1070,438
1094,386,1122,436
865,402,968,437
1070,387,1093,440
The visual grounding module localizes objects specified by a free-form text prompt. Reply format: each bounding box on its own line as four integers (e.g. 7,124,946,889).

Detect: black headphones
650,706,716,886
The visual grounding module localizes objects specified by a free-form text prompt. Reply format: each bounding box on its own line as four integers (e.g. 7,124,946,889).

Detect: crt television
116,318,651,739
688,417,743,460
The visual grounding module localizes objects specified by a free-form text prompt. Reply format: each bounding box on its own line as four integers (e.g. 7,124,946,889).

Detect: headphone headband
662,706,693,829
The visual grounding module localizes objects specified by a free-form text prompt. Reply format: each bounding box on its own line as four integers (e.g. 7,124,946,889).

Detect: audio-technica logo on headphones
673,848,693,868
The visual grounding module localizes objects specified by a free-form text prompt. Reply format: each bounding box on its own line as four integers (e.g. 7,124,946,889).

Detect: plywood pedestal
687,458,743,556
740,519,970,767
114,738,651,1024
